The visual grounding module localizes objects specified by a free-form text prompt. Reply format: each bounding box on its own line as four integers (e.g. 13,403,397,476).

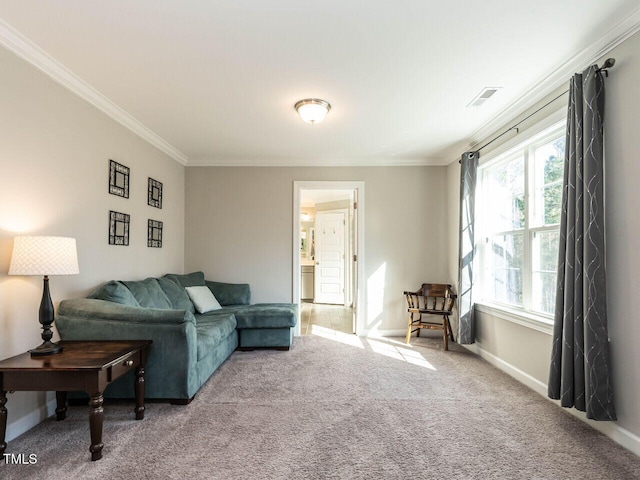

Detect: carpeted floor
2,332,639,479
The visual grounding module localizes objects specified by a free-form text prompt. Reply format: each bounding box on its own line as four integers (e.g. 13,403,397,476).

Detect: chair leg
443,317,449,351
405,313,414,344
446,315,455,341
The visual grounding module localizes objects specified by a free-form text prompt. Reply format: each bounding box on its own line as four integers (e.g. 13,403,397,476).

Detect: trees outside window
478,125,565,317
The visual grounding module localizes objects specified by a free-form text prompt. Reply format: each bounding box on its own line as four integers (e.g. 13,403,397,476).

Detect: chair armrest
404,290,423,309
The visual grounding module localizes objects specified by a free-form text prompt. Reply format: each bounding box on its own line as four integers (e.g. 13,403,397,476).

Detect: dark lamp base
30,341,63,356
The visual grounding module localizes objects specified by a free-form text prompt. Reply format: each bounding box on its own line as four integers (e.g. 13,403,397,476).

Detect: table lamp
8,236,79,356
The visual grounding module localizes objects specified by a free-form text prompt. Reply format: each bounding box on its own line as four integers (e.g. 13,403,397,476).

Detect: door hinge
353,201,358,210
353,254,357,262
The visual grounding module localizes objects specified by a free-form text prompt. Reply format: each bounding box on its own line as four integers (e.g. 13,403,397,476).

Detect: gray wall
446,31,640,447
185,166,448,335
0,46,185,438
604,30,640,442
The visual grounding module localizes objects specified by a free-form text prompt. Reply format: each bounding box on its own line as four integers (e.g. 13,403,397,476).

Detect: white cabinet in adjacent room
301,265,314,301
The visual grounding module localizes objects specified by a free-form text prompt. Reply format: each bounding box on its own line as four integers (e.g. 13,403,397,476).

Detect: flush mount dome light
295,98,331,124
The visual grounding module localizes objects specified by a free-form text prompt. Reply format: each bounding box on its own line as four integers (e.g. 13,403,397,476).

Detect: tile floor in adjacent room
300,302,354,335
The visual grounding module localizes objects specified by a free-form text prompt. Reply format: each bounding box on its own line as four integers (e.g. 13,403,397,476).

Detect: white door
314,211,346,305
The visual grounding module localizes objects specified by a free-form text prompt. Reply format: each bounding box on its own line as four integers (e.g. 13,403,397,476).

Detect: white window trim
475,302,554,335
475,106,566,333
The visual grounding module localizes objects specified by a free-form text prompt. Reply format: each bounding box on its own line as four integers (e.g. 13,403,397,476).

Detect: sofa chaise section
230,304,297,350
201,280,297,350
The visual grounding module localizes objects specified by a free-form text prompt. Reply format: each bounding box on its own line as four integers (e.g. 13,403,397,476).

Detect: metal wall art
109,160,130,198
148,219,163,248
148,177,163,209
109,210,130,245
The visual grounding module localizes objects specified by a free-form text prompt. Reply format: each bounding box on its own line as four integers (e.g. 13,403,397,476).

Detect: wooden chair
404,283,457,350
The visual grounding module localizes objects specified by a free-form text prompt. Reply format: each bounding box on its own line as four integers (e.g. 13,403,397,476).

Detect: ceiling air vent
467,87,502,107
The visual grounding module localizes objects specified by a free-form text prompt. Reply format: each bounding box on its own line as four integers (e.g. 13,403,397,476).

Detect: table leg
0,390,7,456
135,365,145,420
55,391,67,421
88,393,104,461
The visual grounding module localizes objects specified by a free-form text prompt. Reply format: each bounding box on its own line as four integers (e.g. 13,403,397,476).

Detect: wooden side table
0,340,151,461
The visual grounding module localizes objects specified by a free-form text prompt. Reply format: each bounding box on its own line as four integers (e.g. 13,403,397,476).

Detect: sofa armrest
57,298,196,325
205,281,250,306
56,298,199,400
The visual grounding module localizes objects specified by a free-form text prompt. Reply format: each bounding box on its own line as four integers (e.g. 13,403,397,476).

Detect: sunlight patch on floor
366,339,437,370
310,324,364,348
370,336,409,346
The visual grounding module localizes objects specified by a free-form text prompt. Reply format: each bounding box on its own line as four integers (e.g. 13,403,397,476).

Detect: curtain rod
461,58,616,160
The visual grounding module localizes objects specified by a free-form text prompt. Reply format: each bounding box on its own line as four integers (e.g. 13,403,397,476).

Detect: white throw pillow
185,286,222,313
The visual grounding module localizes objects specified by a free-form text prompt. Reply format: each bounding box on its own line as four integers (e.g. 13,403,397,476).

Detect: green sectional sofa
56,271,297,403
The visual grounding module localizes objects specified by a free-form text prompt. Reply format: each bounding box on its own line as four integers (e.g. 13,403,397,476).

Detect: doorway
299,303,354,335
293,181,364,337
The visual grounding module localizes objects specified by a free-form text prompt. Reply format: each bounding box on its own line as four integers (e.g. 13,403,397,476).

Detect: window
478,123,565,319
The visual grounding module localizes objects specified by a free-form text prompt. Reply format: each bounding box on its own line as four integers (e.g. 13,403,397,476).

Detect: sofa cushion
195,313,237,361
122,278,173,309
88,281,140,307
230,304,297,329
205,281,251,306
157,277,195,313
186,286,222,313
164,271,206,289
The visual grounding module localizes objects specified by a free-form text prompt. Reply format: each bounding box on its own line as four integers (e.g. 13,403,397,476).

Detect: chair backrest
420,283,456,313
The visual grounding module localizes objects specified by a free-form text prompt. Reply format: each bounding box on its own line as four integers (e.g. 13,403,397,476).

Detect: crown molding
5,6,638,170
185,156,447,167
0,18,189,165
444,5,640,164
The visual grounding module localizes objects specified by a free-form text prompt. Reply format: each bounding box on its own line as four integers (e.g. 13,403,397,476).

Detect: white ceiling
1,1,639,166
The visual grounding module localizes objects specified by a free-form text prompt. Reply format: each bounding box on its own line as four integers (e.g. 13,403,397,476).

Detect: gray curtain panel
457,151,479,344
548,65,616,421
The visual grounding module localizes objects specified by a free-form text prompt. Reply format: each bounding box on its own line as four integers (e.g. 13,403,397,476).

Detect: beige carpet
2,332,639,479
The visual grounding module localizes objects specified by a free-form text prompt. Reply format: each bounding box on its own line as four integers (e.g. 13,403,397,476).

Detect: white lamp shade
8,236,79,276
295,99,331,124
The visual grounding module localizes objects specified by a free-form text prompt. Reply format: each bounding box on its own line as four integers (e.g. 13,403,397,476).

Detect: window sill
474,302,554,335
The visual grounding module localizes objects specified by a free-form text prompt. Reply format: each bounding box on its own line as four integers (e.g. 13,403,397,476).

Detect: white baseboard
6,397,57,443
464,343,640,457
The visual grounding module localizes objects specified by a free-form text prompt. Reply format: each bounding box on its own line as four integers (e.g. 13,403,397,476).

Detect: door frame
293,181,365,337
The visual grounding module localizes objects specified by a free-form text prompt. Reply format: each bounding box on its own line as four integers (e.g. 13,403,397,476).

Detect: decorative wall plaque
148,219,163,248
109,160,130,198
148,177,163,209
109,210,130,245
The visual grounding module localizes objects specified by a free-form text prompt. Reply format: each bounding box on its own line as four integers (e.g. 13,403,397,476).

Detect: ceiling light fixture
295,98,331,124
